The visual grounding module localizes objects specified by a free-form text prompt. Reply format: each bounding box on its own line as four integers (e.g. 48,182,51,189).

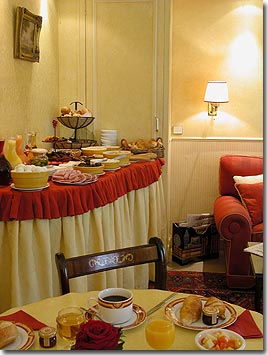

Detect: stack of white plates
101,130,118,146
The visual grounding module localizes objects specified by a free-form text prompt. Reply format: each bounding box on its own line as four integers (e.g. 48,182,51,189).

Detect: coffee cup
88,288,133,324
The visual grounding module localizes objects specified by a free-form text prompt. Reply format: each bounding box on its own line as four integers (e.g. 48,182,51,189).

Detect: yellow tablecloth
0,290,263,351
0,177,167,313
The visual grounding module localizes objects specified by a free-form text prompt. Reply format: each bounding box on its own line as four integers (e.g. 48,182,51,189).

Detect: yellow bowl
81,146,107,156
105,146,121,151
102,159,120,170
11,171,50,189
103,150,131,166
74,164,104,175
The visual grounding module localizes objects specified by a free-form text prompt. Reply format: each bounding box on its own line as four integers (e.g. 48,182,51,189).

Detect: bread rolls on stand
0,321,18,348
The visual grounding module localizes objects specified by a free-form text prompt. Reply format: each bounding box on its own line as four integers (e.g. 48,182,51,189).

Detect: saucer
103,167,121,172
11,183,49,191
85,304,146,330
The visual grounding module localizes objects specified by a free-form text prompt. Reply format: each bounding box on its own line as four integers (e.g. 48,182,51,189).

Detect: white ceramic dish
52,178,97,185
195,328,246,350
85,304,146,330
2,322,35,350
103,167,121,172
11,183,49,191
165,296,237,330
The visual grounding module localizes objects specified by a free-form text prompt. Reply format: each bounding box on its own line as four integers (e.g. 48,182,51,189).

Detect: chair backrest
55,237,167,294
219,154,263,197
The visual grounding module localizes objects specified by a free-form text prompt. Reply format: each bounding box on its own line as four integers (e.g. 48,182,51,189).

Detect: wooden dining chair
55,237,167,294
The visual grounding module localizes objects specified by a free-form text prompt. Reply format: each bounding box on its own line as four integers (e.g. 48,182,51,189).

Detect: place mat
226,310,263,338
0,310,46,330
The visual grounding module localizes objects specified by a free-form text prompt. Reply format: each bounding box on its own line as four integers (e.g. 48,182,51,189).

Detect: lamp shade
204,81,229,103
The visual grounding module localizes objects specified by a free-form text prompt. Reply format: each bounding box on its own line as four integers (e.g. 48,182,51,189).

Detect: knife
146,292,177,316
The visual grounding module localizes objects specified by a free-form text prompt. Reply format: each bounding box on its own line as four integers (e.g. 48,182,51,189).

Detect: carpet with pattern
152,271,262,314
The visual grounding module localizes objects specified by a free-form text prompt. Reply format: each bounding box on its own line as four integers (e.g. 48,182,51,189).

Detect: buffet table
0,290,263,350
0,159,167,313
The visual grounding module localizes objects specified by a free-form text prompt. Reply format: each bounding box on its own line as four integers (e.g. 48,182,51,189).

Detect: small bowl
81,146,107,156
102,159,120,170
105,146,121,151
195,328,246,351
11,170,50,189
74,164,104,175
103,150,131,166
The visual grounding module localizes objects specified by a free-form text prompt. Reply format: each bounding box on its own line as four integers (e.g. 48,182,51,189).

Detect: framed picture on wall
14,7,42,62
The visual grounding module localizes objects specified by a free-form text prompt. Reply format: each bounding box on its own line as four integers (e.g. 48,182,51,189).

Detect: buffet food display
0,107,164,192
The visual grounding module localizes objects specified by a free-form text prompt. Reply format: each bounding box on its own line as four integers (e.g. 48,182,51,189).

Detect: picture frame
15,7,42,62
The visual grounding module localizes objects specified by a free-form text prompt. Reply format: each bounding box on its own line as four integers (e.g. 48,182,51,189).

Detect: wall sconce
204,81,229,116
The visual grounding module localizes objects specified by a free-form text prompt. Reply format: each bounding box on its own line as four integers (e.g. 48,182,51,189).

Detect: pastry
204,296,226,319
179,295,202,325
120,137,164,150
0,321,18,348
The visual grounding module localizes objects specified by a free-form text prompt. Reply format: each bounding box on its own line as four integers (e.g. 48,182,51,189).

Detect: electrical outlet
173,125,183,134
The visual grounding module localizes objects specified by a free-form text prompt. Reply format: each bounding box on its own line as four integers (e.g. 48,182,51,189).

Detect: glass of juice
145,316,175,350
56,307,85,348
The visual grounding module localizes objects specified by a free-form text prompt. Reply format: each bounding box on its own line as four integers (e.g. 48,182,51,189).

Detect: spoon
80,306,102,320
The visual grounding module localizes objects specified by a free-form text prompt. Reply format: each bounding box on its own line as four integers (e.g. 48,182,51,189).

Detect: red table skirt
0,159,164,221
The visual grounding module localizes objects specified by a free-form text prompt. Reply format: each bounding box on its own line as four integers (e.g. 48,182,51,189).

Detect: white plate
165,296,237,330
103,167,121,172
85,304,146,330
52,177,98,185
11,183,49,191
2,322,35,350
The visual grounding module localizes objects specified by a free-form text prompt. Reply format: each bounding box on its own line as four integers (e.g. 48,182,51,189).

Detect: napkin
0,310,47,330
226,310,263,338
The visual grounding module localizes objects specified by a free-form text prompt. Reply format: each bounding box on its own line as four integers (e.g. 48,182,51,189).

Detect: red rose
74,320,122,350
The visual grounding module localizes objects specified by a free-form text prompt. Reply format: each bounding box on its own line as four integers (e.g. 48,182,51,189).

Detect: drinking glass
145,315,175,350
56,307,85,348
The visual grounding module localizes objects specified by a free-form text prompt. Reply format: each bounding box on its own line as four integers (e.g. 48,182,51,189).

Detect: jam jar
202,306,219,326
39,326,57,348
30,148,48,167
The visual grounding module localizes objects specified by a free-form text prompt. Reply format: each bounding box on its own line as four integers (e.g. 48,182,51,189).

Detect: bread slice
0,320,18,348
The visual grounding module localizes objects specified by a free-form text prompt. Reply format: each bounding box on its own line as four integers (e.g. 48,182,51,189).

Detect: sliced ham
52,168,97,184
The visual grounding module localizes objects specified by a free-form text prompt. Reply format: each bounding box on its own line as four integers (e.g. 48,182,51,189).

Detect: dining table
0,289,263,351
0,159,167,314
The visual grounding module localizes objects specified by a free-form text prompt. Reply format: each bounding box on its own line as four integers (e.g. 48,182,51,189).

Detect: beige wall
170,0,263,139
0,0,59,147
167,0,263,248
57,0,168,143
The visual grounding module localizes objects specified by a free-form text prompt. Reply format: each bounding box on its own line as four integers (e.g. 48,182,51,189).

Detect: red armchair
214,155,263,288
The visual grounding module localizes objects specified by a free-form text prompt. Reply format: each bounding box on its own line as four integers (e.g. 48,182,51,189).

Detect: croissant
204,296,226,319
179,295,202,325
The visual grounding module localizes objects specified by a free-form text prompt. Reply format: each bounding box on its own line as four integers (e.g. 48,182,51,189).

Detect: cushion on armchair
235,182,263,226
219,155,263,197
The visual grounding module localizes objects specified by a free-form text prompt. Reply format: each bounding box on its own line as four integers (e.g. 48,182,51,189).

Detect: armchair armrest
214,195,252,242
214,195,254,282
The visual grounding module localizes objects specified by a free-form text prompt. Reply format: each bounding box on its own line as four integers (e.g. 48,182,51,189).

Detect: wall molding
170,137,263,142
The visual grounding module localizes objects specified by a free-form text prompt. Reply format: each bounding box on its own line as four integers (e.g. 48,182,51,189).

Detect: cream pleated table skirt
0,178,167,313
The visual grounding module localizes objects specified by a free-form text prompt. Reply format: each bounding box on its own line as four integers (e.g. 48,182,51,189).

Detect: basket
121,146,164,158
120,137,164,158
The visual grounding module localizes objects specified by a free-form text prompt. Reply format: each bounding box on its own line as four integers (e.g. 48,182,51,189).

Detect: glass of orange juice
56,307,85,348
145,316,175,350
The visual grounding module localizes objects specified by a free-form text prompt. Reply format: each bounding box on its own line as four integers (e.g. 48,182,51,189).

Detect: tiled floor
168,239,226,273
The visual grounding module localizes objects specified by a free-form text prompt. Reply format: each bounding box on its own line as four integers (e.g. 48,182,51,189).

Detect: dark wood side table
248,242,263,312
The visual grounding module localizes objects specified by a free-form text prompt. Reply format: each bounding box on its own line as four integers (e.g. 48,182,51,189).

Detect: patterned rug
153,271,262,314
